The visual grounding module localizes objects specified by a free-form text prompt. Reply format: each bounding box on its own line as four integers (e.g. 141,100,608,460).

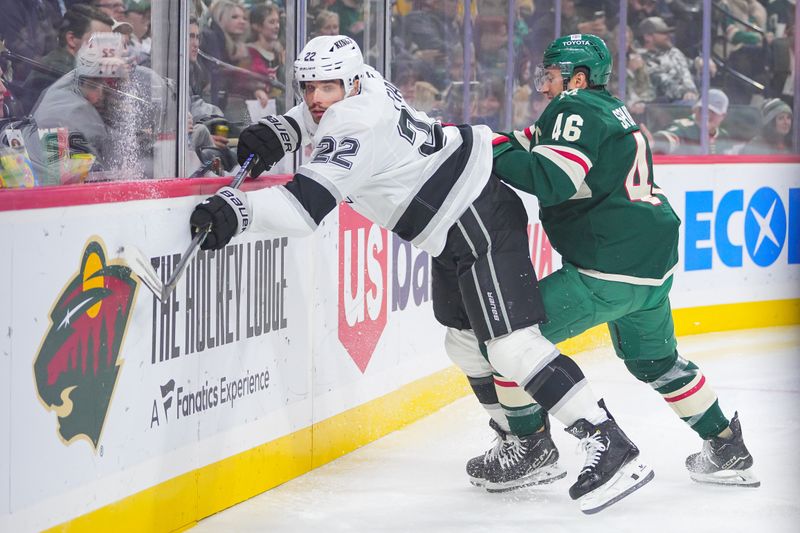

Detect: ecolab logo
338,205,430,372
684,186,799,270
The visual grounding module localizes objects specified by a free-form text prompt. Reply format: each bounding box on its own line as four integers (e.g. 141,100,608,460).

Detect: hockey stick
197,50,287,90
188,157,221,178
120,153,257,302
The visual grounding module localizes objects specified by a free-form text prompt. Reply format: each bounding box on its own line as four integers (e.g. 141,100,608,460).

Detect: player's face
538,67,564,100
303,80,346,123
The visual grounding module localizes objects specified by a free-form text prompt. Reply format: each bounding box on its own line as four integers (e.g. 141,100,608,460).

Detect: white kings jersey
247,66,493,257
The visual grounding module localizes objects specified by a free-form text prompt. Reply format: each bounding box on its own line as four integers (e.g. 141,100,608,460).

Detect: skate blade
579,460,655,515
485,464,568,493
469,476,486,488
690,468,760,488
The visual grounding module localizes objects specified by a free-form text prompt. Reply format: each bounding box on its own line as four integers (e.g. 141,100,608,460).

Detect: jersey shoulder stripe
531,144,592,190
392,125,474,243
284,172,339,226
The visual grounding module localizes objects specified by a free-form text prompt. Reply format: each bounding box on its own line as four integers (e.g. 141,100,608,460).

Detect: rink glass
0,0,796,190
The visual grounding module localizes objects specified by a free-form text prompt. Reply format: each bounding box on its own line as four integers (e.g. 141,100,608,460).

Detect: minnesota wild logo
33,239,138,449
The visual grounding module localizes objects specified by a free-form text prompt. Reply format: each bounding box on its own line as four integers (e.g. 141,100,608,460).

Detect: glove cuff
259,115,301,153
216,187,252,234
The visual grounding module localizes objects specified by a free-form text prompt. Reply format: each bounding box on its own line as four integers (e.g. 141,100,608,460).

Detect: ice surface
192,327,800,533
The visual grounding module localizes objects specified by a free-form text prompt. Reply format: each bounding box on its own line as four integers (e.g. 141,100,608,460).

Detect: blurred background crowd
0,0,796,188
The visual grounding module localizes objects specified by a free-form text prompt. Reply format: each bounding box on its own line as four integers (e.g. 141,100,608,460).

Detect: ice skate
467,418,566,492
565,403,654,514
686,412,759,487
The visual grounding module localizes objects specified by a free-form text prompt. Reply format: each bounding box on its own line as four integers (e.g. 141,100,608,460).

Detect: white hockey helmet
75,32,130,80
293,35,364,96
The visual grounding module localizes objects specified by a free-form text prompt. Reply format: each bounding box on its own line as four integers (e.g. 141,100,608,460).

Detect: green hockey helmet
534,34,612,91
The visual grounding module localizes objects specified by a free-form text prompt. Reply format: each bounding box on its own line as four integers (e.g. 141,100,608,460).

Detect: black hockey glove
237,114,301,177
189,186,252,250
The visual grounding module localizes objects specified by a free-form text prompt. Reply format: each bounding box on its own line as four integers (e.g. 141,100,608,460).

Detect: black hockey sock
523,354,585,411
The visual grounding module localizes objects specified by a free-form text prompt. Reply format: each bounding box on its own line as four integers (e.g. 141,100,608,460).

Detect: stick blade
118,245,166,302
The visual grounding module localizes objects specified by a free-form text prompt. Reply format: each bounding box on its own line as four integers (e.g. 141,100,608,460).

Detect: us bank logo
338,205,431,373
684,186,799,270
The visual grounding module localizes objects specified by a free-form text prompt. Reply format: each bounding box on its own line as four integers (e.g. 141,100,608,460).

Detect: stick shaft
160,228,207,301
160,153,257,301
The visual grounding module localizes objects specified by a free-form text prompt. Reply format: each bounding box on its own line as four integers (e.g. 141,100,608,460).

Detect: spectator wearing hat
639,16,699,103
20,5,114,114
651,88,736,154
32,32,131,172
33,31,169,179
741,98,794,154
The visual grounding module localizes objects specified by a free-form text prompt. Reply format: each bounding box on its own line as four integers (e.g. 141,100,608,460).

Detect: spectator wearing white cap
638,16,699,103
651,88,736,154
741,98,794,154
31,32,131,171
31,31,169,179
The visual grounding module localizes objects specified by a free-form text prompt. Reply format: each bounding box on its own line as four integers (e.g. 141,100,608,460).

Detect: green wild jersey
493,88,680,285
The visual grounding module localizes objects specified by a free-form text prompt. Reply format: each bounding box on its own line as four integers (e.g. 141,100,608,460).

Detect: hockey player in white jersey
189,35,654,514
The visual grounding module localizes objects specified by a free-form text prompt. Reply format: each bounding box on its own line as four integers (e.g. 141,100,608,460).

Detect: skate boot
467,418,566,493
565,402,654,514
466,420,503,488
686,412,759,487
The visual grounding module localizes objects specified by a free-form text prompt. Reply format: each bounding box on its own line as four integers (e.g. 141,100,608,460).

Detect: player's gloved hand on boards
237,114,301,176
190,187,252,250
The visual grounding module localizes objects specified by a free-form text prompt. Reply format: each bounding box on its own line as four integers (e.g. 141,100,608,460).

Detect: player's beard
309,106,325,123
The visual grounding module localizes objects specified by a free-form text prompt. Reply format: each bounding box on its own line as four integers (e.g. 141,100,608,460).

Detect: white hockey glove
237,114,301,176
189,186,251,250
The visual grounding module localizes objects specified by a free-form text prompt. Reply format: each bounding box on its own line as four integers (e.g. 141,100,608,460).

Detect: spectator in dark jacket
200,0,249,122
21,5,114,113
0,0,64,82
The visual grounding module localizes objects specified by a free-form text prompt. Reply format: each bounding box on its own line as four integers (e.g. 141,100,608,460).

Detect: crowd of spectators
0,0,796,188
390,0,795,156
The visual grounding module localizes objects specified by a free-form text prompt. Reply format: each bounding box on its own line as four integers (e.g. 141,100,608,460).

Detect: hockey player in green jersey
443,34,758,498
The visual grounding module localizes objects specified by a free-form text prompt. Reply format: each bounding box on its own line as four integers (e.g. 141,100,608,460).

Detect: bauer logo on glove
219,188,250,232
190,186,252,250
237,114,301,177
264,115,299,153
